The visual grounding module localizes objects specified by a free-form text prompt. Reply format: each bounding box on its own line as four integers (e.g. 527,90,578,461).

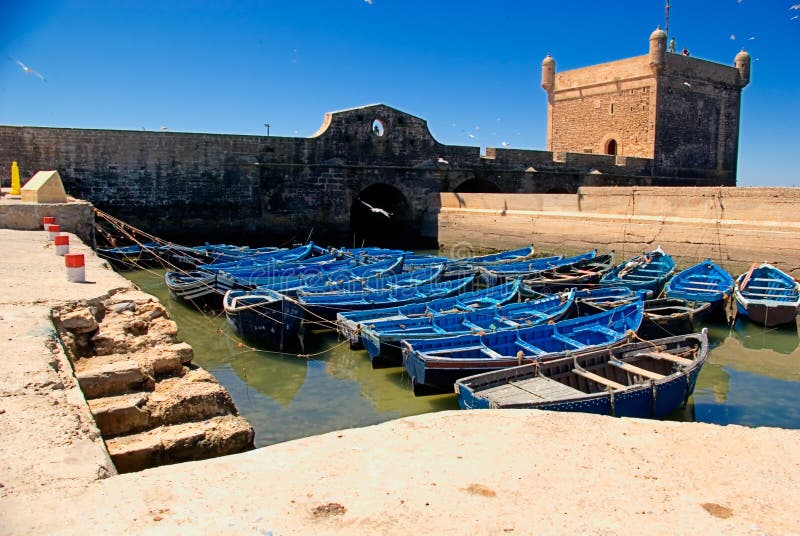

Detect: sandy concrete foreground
0,229,799,535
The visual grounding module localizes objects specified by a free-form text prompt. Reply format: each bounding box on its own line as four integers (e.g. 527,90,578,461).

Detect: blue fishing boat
199,243,320,272
569,286,642,316
477,255,563,286
600,247,675,294
521,252,616,292
336,279,522,347
298,264,444,295
224,288,303,351
169,243,284,268
361,290,574,366
260,256,404,295
665,259,735,313
215,255,360,292
461,245,536,264
165,270,219,310
638,298,711,340
734,263,800,327
402,299,644,394
455,329,708,418
97,241,170,269
293,275,476,325
570,287,707,339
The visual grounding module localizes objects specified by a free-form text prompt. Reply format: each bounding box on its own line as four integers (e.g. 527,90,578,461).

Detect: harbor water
125,268,800,447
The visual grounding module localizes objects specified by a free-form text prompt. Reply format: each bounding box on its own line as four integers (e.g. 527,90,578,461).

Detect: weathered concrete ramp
437,187,800,277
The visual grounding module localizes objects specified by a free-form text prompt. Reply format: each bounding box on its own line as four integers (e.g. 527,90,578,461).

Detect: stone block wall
437,188,800,278
0,104,736,245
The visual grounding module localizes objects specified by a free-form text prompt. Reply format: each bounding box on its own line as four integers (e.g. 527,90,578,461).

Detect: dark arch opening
605,139,617,155
453,179,502,193
350,183,422,248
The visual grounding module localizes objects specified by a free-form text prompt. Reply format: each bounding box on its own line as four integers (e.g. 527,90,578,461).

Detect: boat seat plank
502,319,521,328
515,339,546,355
481,347,505,359
428,345,483,356
571,369,626,390
637,351,694,366
551,333,585,349
610,360,665,380
575,324,619,338
751,278,788,283
740,291,797,299
682,280,722,286
676,286,724,293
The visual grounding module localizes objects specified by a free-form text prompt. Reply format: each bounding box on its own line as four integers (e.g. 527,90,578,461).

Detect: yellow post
10,161,21,195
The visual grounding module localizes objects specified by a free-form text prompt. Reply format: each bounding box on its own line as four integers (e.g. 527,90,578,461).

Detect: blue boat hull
456,331,707,418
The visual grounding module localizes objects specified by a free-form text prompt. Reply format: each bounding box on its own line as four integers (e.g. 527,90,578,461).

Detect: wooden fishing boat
360,290,575,366
573,289,710,340
477,255,563,286
600,247,675,295
455,329,708,419
293,275,476,325
215,255,360,293
570,286,642,316
199,243,322,273
259,256,404,295
521,252,615,292
164,270,219,310
227,276,479,350
638,298,711,340
298,264,443,295
426,245,536,281
169,243,284,268
224,288,303,351
734,263,800,327
401,299,643,394
464,245,536,264
336,279,522,348
97,241,170,269
665,259,735,313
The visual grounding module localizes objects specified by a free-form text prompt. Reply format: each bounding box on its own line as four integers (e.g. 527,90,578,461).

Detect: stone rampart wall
437,187,800,277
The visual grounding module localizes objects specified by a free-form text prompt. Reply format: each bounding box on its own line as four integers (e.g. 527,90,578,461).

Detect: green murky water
125,268,800,447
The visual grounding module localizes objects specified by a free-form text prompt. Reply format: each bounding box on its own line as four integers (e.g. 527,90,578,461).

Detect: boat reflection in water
678,318,800,428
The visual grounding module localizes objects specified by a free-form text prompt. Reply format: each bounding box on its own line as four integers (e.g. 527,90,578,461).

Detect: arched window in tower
605,139,618,155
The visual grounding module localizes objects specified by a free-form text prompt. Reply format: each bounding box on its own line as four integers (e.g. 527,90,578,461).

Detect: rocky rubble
51,288,254,473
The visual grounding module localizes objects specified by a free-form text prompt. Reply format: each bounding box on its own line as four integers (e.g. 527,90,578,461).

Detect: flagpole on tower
665,0,671,38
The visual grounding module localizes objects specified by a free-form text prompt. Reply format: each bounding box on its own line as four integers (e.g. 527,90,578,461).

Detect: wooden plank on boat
509,377,584,401
636,351,694,366
571,369,626,390
741,291,797,299
610,361,665,380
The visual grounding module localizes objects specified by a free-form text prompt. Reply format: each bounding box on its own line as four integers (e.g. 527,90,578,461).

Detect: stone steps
88,369,238,437
74,342,194,399
105,415,254,473
53,289,254,474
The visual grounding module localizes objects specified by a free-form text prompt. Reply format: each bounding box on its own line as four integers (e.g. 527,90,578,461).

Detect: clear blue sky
2,0,798,186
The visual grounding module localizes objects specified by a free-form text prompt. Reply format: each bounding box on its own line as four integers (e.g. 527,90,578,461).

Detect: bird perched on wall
359,199,392,218
9,58,46,82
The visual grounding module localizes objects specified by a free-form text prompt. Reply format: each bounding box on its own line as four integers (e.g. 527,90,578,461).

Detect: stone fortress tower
542,28,750,184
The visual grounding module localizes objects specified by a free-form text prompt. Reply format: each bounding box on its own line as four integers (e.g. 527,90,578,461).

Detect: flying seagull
359,199,391,218
436,157,449,165
10,58,46,82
